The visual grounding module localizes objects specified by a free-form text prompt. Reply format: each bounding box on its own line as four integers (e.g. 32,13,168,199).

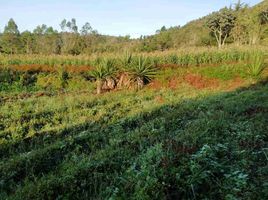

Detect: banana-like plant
127,56,157,90
91,59,117,94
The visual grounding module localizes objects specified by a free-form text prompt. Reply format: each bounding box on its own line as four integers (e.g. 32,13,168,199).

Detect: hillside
138,0,268,51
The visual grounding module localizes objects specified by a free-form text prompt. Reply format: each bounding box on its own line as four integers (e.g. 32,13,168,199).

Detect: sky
0,0,263,38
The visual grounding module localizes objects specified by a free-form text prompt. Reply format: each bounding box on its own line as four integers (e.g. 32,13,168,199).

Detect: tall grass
0,47,266,71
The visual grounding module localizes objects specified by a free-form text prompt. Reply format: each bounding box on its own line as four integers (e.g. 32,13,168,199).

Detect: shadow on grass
0,78,268,199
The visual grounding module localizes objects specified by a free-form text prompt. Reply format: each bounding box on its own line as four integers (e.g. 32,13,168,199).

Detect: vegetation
0,63,268,199
247,51,265,78
127,56,157,90
0,1,268,199
90,59,117,94
0,2,267,54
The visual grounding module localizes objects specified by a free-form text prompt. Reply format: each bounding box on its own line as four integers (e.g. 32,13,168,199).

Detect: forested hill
0,1,267,55
138,0,268,51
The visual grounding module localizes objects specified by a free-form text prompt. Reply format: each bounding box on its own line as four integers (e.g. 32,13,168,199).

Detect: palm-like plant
128,56,157,90
91,59,117,94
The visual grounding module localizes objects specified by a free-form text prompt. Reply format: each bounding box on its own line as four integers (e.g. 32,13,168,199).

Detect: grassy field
0,50,268,199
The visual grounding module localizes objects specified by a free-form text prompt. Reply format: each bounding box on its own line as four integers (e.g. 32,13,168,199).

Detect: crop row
0,49,263,70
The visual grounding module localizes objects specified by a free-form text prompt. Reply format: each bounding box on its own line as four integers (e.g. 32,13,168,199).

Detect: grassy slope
0,63,268,199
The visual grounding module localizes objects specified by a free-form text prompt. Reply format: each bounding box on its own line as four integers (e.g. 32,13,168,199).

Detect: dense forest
0,0,267,55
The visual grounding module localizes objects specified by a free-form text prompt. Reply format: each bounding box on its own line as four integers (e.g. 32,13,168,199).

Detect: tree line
0,18,132,55
0,1,267,55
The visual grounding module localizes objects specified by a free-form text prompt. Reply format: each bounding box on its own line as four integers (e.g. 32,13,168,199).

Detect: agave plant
91,59,117,94
128,56,157,90
248,51,265,78
121,51,133,69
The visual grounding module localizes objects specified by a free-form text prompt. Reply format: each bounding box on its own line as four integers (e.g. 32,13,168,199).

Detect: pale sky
0,0,263,38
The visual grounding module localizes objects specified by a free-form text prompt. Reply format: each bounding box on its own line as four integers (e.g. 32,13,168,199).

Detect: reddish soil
149,80,163,90
168,76,182,89
184,74,220,89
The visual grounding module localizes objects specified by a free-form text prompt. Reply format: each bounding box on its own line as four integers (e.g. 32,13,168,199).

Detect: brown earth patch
184,74,220,89
168,76,182,89
149,80,163,90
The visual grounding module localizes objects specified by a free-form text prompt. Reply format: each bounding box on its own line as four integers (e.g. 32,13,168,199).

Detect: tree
233,0,246,11
1,18,21,54
60,19,67,32
245,8,267,45
231,3,249,46
33,25,60,54
207,8,236,48
156,26,167,34
60,18,80,55
80,22,93,35
21,31,34,54
155,31,172,51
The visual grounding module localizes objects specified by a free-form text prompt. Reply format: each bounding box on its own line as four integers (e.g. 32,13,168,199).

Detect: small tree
1,18,21,54
207,8,236,48
91,59,117,94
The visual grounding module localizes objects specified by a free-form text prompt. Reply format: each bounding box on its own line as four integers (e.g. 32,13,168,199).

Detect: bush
0,68,20,84
19,71,37,86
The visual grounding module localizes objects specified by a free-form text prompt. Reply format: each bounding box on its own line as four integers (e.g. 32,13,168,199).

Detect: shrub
20,71,37,86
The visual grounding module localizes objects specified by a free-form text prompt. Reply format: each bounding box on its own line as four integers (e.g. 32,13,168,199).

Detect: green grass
197,64,249,80
0,77,268,199
0,56,268,199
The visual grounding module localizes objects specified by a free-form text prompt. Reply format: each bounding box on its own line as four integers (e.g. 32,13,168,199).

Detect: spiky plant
91,59,117,94
248,51,265,78
128,56,157,90
121,51,133,68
